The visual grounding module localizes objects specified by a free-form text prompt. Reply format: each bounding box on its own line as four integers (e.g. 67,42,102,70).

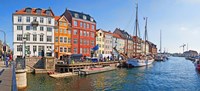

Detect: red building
63,9,96,57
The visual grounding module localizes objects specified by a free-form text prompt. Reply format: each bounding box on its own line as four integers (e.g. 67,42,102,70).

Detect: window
64,47,67,52
33,26,37,31
46,10,51,16
74,21,78,26
80,30,82,36
91,32,94,38
59,22,62,25
47,27,52,32
64,29,67,34
60,29,62,33
60,47,63,52
55,37,58,42
83,15,86,20
84,23,86,29
26,26,30,30
40,35,43,41
33,17,37,21
55,29,58,32
26,34,30,41
75,13,78,18
87,24,90,29
17,45,22,52
17,26,23,30
84,40,86,45
17,34,22,41
55,21,58,26
40,17,44,23
64,37,67,43
68,48,71,52
47,36,52,42
92,25,95,30
74,39,78,44
74,48,77,53
83,31,86,36
87,32,89,36
36,9,41,14
80,48,82,53
73,30,77,35
33,46,37,52
91,40,94,46
38,46,44,52
26,17,30,22
33,34,37,41
80,39,82,44
27,45,30,52
80,22,83,27
40,26,44,31
60,37,63,42
48,18,51,24
47,46,51,49
68,30,71,34
18,16,22,22
64,23,66,26
68,38,71,43
26,8,31,13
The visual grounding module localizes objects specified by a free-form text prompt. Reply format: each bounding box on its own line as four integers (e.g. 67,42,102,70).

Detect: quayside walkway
0,61,17,91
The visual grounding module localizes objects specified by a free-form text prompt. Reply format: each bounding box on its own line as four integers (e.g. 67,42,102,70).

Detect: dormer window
46,10,51,16
83,15,86,20
90,18,94,22
75,13,79,18
25,8,32,13
36,8,42,14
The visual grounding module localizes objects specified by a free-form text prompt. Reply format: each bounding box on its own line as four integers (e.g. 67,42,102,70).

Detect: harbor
20,57,200,91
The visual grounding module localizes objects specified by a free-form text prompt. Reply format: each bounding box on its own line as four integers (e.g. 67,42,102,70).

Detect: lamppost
0,30,6,65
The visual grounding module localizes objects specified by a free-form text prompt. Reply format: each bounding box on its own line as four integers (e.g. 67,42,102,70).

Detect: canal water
21,57,200,91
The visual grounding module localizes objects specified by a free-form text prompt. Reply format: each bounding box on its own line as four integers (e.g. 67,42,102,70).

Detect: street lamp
0,30,6,66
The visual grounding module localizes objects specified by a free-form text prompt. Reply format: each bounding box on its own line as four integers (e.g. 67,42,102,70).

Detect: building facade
113,28,133,58
63,9,96,57
96,29,105,56
112,34,125,59
103,31,113,57
54,15,72,59
13,7,55,58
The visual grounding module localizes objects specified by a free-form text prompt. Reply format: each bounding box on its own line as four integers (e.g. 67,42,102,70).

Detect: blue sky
0,0,200,53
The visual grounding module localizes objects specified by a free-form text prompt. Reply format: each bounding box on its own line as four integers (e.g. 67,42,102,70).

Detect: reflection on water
21,57,200,91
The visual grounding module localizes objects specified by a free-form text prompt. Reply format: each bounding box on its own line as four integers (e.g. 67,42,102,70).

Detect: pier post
15,58,27,89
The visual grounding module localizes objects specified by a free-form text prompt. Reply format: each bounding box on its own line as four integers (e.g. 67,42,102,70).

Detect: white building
13,7,55,58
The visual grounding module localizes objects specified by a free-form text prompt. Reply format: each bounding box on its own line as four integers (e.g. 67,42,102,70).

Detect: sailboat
126,4,154,67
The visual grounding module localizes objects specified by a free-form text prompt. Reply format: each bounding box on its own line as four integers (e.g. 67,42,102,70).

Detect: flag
92,44,99,51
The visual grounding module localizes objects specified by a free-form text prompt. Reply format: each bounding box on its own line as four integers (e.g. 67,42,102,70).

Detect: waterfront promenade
0,61,12,90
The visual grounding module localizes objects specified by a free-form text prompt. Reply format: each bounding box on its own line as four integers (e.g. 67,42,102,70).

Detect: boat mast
134,3,139,56
160,30,162,53
144,17,148,55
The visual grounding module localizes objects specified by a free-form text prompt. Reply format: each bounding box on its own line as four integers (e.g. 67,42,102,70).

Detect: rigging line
124,12,135,31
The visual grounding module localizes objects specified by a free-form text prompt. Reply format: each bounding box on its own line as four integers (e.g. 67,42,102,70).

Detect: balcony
31,19,39,27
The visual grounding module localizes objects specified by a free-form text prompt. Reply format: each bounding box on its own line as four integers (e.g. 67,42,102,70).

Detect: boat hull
126,59,154,67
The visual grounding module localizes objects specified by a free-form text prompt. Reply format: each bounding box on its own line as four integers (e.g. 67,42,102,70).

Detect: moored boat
79,66,116,75
49,72,77,78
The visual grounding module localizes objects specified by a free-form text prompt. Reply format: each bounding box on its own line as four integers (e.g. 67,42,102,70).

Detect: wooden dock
55,61,126,73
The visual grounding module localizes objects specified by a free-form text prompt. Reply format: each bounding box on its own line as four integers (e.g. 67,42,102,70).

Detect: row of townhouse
13,7,157,59
96,28,157,59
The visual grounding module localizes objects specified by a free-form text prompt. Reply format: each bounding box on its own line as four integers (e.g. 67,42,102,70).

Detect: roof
112,33,119,38
68,10,96,23
115,28,132,40
14,7,55,16
55,16,60,21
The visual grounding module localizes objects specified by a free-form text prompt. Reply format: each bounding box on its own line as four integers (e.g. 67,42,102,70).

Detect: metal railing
11,61,17,91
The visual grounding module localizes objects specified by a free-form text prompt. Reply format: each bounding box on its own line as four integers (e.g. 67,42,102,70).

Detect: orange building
54,15,72,59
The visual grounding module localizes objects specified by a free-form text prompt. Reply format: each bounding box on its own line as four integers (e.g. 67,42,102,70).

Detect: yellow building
54,15,72,59
96,29,105,57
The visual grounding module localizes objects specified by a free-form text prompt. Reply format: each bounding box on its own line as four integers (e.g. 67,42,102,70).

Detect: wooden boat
49,72,77,78
79,66,116,75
